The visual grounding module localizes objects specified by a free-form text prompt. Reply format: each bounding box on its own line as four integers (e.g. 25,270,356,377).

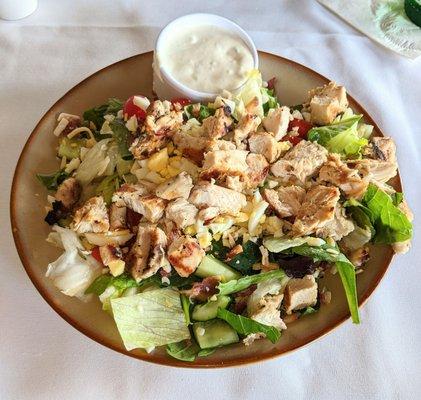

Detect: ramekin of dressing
153,14,259,102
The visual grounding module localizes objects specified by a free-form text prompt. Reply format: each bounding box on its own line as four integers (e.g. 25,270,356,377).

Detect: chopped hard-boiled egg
148,148,169,172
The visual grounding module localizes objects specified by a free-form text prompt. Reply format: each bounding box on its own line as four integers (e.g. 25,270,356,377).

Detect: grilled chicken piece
271,140,328,185
165,198,198,229
202,107,233,139
263,185,305,218
308,82,348,125
245,153,269,188
248,132,282,163
347,245,370,267
262,106,290,140
173,131,208,164
206,139,236,152
127,225,168,282
112,184,165,223
109,204,127,230
155,172,193,200
189,182,247,216
55,177,81,209
233,113,261,145
284,275,318,314
130,136,167,160
99,245,125,277
319,153,368,199
72,196,109,234
292,185,340,236
201,149,249,181
198,206,220,223
167,236,205,277
316,204,354,241
352,137,398,184
248,294,286,330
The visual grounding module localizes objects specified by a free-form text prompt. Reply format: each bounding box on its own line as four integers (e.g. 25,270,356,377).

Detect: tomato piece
288,118,313,137
171,97,191,107
91,247,103,263
123,95,147,121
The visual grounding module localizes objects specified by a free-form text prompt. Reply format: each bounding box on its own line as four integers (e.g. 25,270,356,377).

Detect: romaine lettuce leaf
261,87,278,115
83,98,123,128
263,237,308,253
308,115,367,156
111,288,190,350
184,104,215,122
217,308,281,343
110,120,133,160
233,70,264,119
218,269,287,296
362,184,412,244
95,173,120,204
36,170,69,191
166,340,200,362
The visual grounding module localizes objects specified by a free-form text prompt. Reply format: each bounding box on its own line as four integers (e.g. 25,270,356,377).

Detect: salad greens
166,340,216,362
36,170,69,191
95,173,120,204
111,288,190,350
184,104,215,122
308,115,367,156
217,308,281,343
109,120,133,160
83,98,123,128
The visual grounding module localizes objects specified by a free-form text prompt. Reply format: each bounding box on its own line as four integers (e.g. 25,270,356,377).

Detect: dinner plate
10,51,400,368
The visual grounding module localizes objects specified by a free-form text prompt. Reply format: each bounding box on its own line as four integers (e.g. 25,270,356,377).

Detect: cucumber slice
195,255,242,282
192,295,231,321
405,0,421,27
193,320,239,349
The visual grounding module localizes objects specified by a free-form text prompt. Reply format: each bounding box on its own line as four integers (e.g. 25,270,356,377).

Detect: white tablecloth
1,1,420,399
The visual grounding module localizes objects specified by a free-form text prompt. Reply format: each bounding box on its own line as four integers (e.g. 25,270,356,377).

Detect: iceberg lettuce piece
46,226,102,298
111,288,191,350
233,69,264,120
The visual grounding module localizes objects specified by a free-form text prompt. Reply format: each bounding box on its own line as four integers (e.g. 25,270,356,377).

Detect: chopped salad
37,71,413,361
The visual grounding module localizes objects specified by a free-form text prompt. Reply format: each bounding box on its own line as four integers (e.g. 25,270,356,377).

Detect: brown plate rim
10,50,398,368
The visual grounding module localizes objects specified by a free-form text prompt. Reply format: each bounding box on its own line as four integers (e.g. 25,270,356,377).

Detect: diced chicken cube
292,185,340,236
202,107,233,139
112,184,165,223
165,198,198,229
72,196,109,233
201,149,249,181
189,182,247,216
249,294,286,330
233,113,261,145
248,132,281,163
173,131,208,164
308,82,348,125
206,139,236,152
271,140,328,185
144,100,183,137
127,225,168,282
262,106,290,140
109,204,127,230
99,245,125,277
55,177,81,209
197,206,220,223
284,275,318,314
246,153,269,188
316,205,354,241
263,185,305,218
155,172,193,200
167,236,205,277
319,153,368,199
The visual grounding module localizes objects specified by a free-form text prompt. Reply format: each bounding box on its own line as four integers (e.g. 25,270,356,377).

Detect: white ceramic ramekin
153,13,259,102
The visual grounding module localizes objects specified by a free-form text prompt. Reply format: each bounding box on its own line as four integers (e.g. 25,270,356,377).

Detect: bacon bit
267,77,277,90
225,244,243,262
183,276,221,302
233,284,257,314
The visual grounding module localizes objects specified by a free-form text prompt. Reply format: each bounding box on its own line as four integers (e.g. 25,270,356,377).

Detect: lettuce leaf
218,269,287,296
233,70,264,119
261,87,278,115
36,170,69,190
362,184,412,244
184,104,215,122
45,226,102,298
263,237,309,253
217,308,281,343
111,288,191,350
83,98,123,128
95,173,120,204
166,340,200,362
109,120,133,160
282,243,359,324
308,115,367,156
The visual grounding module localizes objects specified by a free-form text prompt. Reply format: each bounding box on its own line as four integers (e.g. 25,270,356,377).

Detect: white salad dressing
158,25,254,93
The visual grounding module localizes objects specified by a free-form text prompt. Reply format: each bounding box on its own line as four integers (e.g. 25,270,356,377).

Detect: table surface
1,1,420,399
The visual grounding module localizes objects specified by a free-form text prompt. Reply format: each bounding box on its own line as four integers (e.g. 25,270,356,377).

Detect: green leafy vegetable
83,98,123,128
181,294,191,325
111,288,191,350
218,269,287,296
362,184,412,244
301,306,317,316
391,192,403,206
197,348,216,357
36,170,69,190
263,237,308,253
216,308,281,343
261,88,278,115
109,120,133,160
209,239,261,274
96,173,120,204
58,137,85,159
283,243,359,324
308,115,367,156
166,340,200,362
184,104,215,122
84,274,113,295
344,198,375,237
